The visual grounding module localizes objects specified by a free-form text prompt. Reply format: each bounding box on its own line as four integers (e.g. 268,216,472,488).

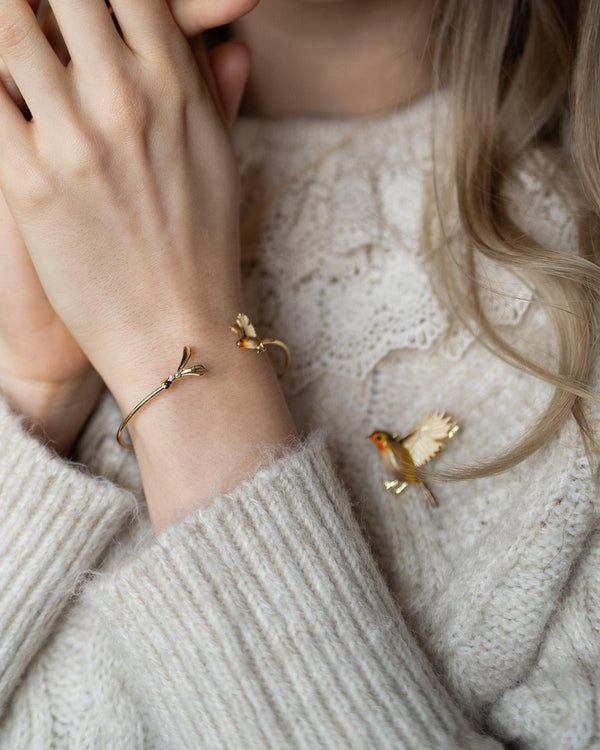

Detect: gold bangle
116,314,290,451
230,313,290,378
116,346,207,450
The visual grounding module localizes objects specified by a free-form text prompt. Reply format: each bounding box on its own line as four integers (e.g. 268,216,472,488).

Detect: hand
0,0,255,455
0,1,104,457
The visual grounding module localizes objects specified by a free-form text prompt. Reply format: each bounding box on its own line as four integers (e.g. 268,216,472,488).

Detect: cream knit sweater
1,90,599,750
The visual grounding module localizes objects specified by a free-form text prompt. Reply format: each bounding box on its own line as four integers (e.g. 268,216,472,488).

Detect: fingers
47,0,123,69
106,0,190,61
0,0,69,124
0,78,33,179
0,68,28,117
108,0,259,62
170,0,259,37
208,41,251,129
0,2,68,117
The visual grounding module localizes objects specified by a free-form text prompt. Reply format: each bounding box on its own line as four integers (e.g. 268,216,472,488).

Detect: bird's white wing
232,313,257,338
238,313,257,338
401,410,457,467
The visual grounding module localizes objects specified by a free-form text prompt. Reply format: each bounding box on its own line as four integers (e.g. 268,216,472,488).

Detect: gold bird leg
418,481,438,508
383,479,409,494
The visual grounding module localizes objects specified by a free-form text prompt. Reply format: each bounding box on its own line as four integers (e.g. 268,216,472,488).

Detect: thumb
208,40,251,130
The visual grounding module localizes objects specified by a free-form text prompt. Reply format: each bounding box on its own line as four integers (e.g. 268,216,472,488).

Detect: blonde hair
414,0,600,486
213,0,600,487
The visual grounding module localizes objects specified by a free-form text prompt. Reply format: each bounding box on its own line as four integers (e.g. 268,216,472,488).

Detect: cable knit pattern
235,89,540,395
0,89,598,749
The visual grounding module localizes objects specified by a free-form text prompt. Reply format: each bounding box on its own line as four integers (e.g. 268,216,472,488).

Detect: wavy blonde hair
414,0,600,486
210,0,600,487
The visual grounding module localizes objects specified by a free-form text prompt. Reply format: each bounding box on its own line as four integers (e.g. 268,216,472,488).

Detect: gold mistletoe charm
160,346,207,388
367,410,459,507
116,346,206,450
230,313,291,379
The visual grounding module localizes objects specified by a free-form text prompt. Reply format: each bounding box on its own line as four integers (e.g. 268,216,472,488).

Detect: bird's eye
375,435,381,441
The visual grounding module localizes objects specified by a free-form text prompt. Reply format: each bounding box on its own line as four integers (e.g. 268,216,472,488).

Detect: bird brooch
367,410,459,507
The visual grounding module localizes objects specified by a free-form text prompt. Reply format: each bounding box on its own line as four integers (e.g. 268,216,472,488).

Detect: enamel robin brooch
368,410,459,507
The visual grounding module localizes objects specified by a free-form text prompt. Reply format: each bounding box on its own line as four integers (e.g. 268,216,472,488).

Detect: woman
0,0,598,747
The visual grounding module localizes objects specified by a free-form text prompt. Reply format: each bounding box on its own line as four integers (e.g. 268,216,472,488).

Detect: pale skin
230,0,435,117
0,0,433,534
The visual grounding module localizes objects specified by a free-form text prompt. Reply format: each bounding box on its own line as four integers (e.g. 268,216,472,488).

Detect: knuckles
15,161,57,214
9,121,106,212
95,65,191,138
1,33,204,209
103,83,151,138
60,119,108,178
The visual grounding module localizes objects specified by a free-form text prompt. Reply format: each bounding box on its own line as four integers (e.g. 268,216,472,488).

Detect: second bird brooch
368,410,459,507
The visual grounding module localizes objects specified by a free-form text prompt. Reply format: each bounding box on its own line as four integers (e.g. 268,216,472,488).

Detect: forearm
105,311,299,535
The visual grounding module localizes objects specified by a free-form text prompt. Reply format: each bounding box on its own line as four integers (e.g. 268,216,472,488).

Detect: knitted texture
0,89,598,749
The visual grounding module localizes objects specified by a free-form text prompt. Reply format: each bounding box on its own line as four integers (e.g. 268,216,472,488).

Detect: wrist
103,312,299,534
0,368,105,458
99,300,250,414
122,334,294,438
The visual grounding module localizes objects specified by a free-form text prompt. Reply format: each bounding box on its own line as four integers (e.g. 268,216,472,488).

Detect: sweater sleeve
82,427,502,749
0,392,138,717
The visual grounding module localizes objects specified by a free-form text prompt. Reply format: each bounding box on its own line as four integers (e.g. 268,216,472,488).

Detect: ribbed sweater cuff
0,394,138,713
85,428,499,749
70,387,142,495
